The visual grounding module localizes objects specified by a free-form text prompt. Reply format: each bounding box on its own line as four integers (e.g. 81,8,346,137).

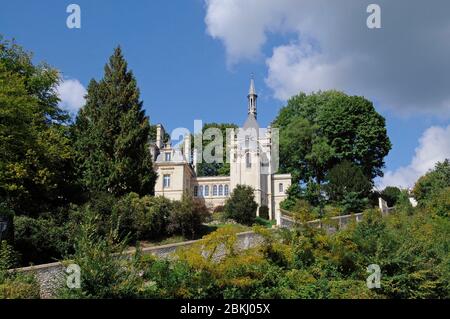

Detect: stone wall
12,231,263,299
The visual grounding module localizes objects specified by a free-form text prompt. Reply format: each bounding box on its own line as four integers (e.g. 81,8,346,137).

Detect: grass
254,217,276,228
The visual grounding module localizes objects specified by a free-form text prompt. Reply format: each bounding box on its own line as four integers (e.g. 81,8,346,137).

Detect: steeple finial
247,75,257,118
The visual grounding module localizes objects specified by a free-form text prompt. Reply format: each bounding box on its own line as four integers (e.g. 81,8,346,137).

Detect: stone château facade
150,79,291,224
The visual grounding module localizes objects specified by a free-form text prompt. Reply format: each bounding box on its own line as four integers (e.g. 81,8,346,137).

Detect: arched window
279,183,283,193
218,185,223,196
224,185,229,196
246,152,251,168
199,185,203,197
205,185,209,196
194,186,198,197
213,185,218,196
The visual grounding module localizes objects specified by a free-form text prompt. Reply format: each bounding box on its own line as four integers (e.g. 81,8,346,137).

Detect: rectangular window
205,185,209,196
194,186,198,197
163,175,170,188
165,152,171,161
279,183,283,193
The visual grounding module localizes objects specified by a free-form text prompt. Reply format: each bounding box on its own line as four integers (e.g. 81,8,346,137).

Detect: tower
230,76,262,208
248,75,257,119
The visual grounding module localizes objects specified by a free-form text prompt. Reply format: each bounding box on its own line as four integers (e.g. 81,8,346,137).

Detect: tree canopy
0,37,77,216
74,47,156,197
273,91,391,185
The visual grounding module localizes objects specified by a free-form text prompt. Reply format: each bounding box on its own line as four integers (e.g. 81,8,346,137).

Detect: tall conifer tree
74,47,156,196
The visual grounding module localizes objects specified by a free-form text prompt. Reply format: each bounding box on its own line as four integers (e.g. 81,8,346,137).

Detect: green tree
0,37,77,215
325,160,372,202
167,194,209,239
413,159,450,205
381,186,402,207
194,122,238,177
74,47,156,197
273,91,391,183
223,185,258,225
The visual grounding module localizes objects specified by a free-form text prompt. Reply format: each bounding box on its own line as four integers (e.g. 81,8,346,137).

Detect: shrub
167,194,209,239
258,205,269,220
426,186,450,218
112,193,172,241
58,210,145,299
341,192,369,214
14,216,69,265
0,203,14,244
0,241,40,299
223,185,257,226
213,205,224,213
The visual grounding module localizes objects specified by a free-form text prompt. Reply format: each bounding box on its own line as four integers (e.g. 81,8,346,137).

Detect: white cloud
204,0,450,116
377,125,450,189
57,78,86,114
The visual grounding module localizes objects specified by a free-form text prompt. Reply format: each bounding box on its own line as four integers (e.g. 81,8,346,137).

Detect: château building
150,79,291,224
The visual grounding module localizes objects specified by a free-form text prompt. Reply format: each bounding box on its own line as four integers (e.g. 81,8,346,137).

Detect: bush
426,186,450,218
112,193,172,241
167,194,209,239
223,185,258,226
0,203,14,244
341,192,369,214
0,241,40,299
213,205,224,213
58,211,146,299
14,216,69,265
258,205,269,220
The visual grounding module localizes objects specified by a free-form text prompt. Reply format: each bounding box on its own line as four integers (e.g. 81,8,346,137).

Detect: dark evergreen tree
223,185,258,225
74,47,156,196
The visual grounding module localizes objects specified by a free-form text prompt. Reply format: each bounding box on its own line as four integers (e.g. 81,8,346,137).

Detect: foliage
0,202,14,243
0,241,40,299
74,46,156,197
273,91,391,184
223,185,258,226
325,161,372,202
258,205,269,220
14,215,70,265
167,194,209,239
381,186,402,207
413,159,450,205
193,122,238,177
58,210,146,299
0,37,78,216
112,193,172,242
341,192,369,214
425,186,449,218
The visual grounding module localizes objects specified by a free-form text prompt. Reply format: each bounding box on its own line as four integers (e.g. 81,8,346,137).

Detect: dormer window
165,152,171,161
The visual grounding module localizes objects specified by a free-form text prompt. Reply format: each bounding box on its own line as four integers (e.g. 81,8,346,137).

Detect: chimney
156,124,165,149
184,134,191,163
193,148,198,174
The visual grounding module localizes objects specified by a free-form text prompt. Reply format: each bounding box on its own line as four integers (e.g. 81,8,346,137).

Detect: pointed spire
247,74,257,118
249,73,256,95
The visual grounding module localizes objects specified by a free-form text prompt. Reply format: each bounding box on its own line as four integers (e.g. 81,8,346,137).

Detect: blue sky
1,0,449,189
